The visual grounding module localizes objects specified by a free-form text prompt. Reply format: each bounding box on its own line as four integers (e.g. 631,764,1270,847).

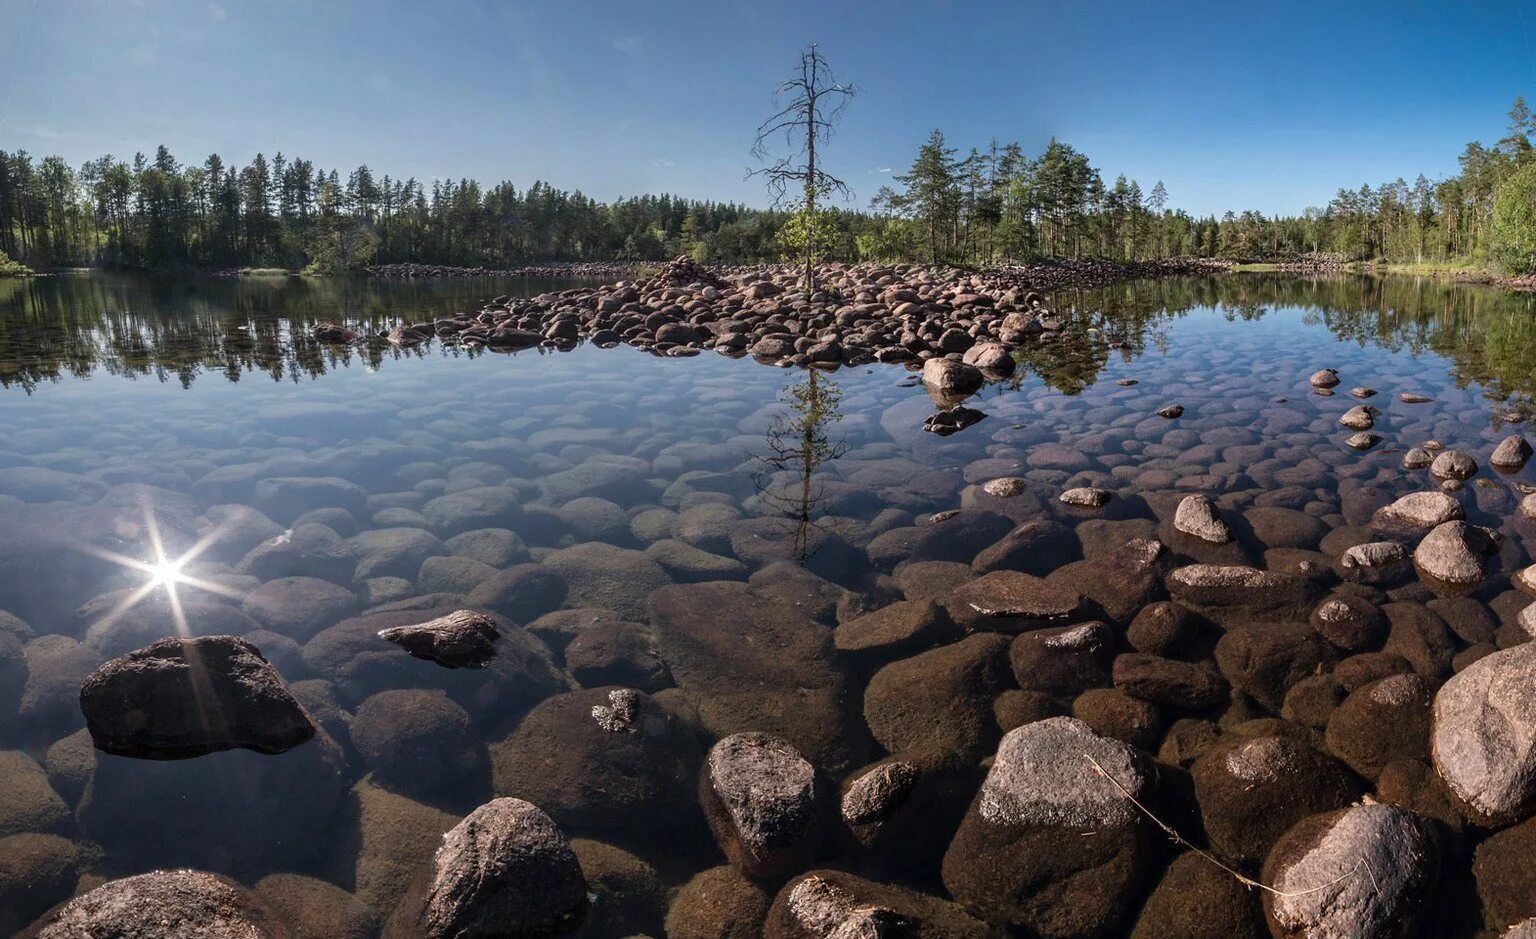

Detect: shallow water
3,271,1536,934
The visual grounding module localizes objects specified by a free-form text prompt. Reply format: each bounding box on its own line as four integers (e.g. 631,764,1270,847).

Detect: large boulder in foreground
418,798,586,939
941,717,1151,936
1432,643,1536,826
1261,802,1442,939
25,869,285,938
701,732,831,879
79,635,314,759
648,581,867,775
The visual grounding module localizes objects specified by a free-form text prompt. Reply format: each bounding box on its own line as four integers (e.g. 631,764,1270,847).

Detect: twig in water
1083,752,1363,898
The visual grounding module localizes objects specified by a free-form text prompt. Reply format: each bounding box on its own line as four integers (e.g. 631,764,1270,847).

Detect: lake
1,269,1533,936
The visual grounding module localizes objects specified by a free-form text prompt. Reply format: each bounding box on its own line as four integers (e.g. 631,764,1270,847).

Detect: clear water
2,271,1534,934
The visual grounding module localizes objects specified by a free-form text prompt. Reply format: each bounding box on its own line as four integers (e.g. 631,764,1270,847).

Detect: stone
568,838,668,938
544,542,672,621
1214,621,1336,712
28,869,285,938
419,798,586,939
701,732,830,879
563,621,669,691
490,688,702,843
1325,674,1433,782
972,520,1079,576
1174,495,1232,544
1341,540,1408,570
665,866,773,939
80,635,315,759
0,751,67,837
1431,643,1536,825
1261,803,1442,939
1309,594,1387,652
1345,432,1381,450
0,833,85,936
1113,653,1227,710
948,570,1086,633
1371,491,1464,535
865,634,1012,764
1413,520,1497,590
766,870,996,938
1403,448,1432,469
240,575,358,641
649,581,867,775
1158,404,1185,419
1474,819,1536,935
352,688,483,799
942,717,1150,937
922,357,984,395
833,599,956,666
1309,368,1340,388
465,563,568,624
378,609,501,668
1191,735,1360,866
1129,851,1265,939
1492,435,1533,470
254,873,378,939
1430,449,1477,480
1339,405,1377,430
1059,486,1111,508
1009,622,1114,696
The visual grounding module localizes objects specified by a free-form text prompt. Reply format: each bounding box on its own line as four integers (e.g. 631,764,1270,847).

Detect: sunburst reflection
82,507,246,640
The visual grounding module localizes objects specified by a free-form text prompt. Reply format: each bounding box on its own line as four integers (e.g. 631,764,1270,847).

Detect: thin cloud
611,35,644,56
651,158,675,167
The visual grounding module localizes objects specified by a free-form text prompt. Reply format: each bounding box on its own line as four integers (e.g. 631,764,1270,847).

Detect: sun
145,555,188,588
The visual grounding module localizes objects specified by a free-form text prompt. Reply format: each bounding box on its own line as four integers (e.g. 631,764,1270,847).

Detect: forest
2,96,1535,274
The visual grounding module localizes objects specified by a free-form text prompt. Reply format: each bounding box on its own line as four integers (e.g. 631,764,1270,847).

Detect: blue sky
0,0,1531,217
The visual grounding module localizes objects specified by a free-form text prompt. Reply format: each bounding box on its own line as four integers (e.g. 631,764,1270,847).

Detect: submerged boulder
79,635,314,759
941,717,1151,936
27,869,285,938
701,732,831,879
1432,643,1536,826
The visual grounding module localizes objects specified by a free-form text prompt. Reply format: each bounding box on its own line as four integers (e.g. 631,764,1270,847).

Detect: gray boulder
701,732,830,879
28,869,284,938
1432,643,1536,825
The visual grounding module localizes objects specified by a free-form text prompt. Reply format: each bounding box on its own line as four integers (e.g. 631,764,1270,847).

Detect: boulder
701,732,831,879
1009,622,1114,696
1261,803,1442,938
377,609,501,668
1324,674,1433,781
1174,495,1233,544
864,634,1013,764
351,688,483,799
765,869,997,938
80,635,314,759
665,865,773,939
26,869,285,938
1128,851,1265,939
941,717,1151,936
1431,643,1536,825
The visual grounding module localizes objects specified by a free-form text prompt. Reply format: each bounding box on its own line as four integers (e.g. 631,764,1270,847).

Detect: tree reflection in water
753,368,849,564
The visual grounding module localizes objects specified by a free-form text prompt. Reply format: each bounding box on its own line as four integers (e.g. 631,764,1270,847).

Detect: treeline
5,95,1536,273
1192,96,1536,271
0,146,790,272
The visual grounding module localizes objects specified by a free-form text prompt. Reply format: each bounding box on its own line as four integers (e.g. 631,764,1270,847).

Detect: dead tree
749,45,856,292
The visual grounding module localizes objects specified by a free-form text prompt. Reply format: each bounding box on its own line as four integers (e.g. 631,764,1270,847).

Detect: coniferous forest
3,96,1536,274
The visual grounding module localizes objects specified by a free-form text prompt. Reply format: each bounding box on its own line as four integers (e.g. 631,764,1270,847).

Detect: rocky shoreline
364,261,643,279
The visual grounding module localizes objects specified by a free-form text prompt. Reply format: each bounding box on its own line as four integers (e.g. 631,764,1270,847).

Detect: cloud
611,35,644,56
651,158,675,167
870,167,892,174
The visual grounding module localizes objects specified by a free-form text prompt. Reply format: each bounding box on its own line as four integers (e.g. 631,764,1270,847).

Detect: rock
1214,621,1336,712
422,486,526,535
649,581,867,775
465,563,568,624
1126,602,1206,659
568,838,668,938
766,869,996,938
341,779,459,918
981,476,1027,498
1413,520,1497,590
0,751,67,837
27,869,285,938
1129,850,1265,939
1113,653,1227,710
80,635,315,759
1191,735,1360,866
378,609,501,668
948,570,1085,633
834,599,956,666
255,873,378,939
419,798,586,939
352,688,483,799
646,538,749,582
1073,687,1164,751
1474,818,1536,935
1430,450,1477,480
1059,486,1111,508
1341,540,1409,571
865,634,1013,764
1158,404,1185,419
665,865,773,939
544,542,672,621
1325,674,1433,781
1168,564,1317,625
1400,392,1434,403
349,527,447,579
1431,643,1536,825
701,732,830,879
1309,368,1340,388
241,575,358,641
563,621,669,691
1492,436,1533,470
941,717,1150,937
0,833,85,936
922,358,984,395
1009,622,1114,696
18,635,100,734
1261,803,1442,939
1403,448,1432,469
490,688,702,843
1339,405,1377,430
237,521,356,583
972,520,1079,575
1174,495,1232,544
1345,432,1382,450
1371,491,1465,535
1310,593,1387,652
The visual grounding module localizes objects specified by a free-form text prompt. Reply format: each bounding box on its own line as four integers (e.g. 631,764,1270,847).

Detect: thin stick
1084,753,1362,898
